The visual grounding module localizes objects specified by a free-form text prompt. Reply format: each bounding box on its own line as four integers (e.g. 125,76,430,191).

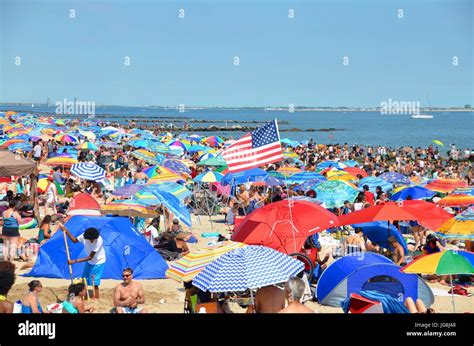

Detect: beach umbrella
437,194,474,207
0,139,26,148
221,168,269,186
198,153,217,161
8,142,32,152
343,160,361,167
402,200,454,231
293,178,327,191
71,163,106,182
78,131,96,141
204,136,224,147
379,172,411,186
150,189,191,227
452,187,474,196
130,149,159,164
401,250,474,312
425,179,468,194
352,221,408,253
390,186,436,201
316,161,346,170
343,167,367,178
144,165,184,183
166,241,247,282
55,134,78,143
76,142,99,151
194,171,224,183
436,209,474,240
267,171,288,180
101,200,159,218
129,139,149,148
276,166,302,177
232,200,339,254
192,245,305,294
146,182,192,201
286,172,326,184
357,176,393,193
133,189,162,206
44,156,78,167
188,145,210,153
168,140,187,151
163,159,191,175
112,184,145,197
313,180,359,208
326,169,357,182
98,141,119,149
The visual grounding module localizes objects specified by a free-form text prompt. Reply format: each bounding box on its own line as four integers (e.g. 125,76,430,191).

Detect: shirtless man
236,185,250,216
388,236,405,266
344,228,366,255
254,285,286,313
279,277,315,313
113,268,148,313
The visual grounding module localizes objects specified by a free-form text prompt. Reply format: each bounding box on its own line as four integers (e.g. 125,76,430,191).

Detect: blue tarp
352,221,408,253
24,216,168,280
342,290,410,313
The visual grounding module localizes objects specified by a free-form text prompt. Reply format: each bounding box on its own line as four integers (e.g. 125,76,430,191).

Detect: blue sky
0,0,472,107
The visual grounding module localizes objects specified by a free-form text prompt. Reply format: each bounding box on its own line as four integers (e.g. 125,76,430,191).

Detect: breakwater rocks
136,124,345,132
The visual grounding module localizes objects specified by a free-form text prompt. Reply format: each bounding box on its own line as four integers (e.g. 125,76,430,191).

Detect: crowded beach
0,111,473,314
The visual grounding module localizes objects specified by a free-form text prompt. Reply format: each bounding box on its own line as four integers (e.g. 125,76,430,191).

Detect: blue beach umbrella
163,159,191,175
287,172,327,184
293,178,327,191
112,184,145,197
390,186,436,201
352,221,408,253
314,180,359,208
192,245,304,292
150,189,192,227
70,163,106,182
317,161,346,170
221,168,269,186
379,172,411,186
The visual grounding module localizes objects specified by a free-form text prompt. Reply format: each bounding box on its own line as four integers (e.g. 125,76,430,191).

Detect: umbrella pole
62,230,74,284
250,289,255,311
450,274,455,313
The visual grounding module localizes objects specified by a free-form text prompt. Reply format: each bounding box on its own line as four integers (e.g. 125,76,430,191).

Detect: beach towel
202,232,220,238
341,290,409,314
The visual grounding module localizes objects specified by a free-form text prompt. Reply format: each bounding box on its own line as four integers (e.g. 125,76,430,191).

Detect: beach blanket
341,290,409,314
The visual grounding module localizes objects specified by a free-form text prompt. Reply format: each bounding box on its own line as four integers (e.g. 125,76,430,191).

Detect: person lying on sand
113,268,148,313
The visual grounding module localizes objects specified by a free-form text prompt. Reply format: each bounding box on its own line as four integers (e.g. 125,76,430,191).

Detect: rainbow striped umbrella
437,194,474,207
146,182,192,201
452,187,474,196
166,241,247,282
101,200,159,218
131,149,159,164
204,135,224,147
45,156,78,167
168,140,187,151
276,166,302,177
0,139,26,148
326,169,357,182
425,179,468,193
401,250,474,312
144,165,184,183
76,142,99,151
194,171,224,183
55,134,78,143
436,209,474,240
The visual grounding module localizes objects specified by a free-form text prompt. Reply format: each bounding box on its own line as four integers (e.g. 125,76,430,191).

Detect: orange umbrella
343,167,368,178
425,178,468,193
437,194,474,207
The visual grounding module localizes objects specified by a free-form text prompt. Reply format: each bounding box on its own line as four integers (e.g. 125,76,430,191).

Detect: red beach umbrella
231,200,339,254
343,167,368,178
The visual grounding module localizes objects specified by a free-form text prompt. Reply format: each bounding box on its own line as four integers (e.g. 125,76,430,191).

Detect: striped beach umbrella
437,194,474,207
293,178,328,191
144,165,184,183
44,156,78,167
197,157,227,167
276,166,302,177
55,134,78,143
192,245,304,293
436,209,474,240
314,180,359,208
316,160,346,170
101,200,159,218
286,172,326,184
8,142,32,152
146,182,192,201
451,187,474,196
112,184,145,197
194,171,224,183
166,241,247,282
425,179,468,194
71,163,106,182
326,169,357,182
76,142,99,151
131,149,159,164
401,250,474,312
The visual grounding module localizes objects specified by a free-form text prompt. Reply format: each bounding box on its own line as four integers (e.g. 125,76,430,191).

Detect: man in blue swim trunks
113,268,147,313
61,224,106,299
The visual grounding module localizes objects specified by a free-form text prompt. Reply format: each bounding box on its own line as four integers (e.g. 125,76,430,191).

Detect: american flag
221,119,283,172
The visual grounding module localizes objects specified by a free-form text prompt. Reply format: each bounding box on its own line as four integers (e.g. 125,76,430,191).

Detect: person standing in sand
279,277,315,313
113,268,148,313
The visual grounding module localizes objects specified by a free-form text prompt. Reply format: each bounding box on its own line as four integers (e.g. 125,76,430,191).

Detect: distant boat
411,114,433,119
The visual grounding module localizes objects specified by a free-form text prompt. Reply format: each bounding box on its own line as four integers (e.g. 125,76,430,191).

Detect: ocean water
3,106,473,149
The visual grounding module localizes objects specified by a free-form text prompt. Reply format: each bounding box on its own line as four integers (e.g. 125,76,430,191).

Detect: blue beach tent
316,253,433,307
24,216,168,280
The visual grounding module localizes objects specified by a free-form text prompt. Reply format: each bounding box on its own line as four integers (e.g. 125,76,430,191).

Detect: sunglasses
122,274,131,278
